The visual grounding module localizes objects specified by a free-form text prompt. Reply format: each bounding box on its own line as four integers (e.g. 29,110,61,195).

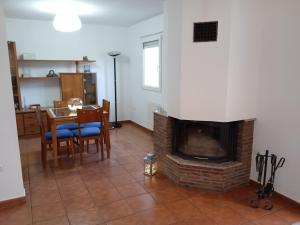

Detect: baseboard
0,196,26,209
119,120,153,136
250,179,300,206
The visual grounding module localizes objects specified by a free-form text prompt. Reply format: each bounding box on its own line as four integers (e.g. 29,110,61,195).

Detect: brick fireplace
153,112,255,192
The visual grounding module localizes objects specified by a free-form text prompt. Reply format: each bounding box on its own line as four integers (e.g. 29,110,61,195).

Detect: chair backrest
29,104,41,110
102,99,110,113
53,100,68,108
77,108,103,126
35,109,46,138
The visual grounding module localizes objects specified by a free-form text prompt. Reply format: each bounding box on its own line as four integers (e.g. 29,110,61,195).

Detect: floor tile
98,200,134,222
135,205,177,225
274,206,300,224
67,207,104,225
90,188,123,207
254,214,290,225
108,173,136,186
33,216,69,225
126,193,158,213
31,189,61,207
116,182,147,198
63,195,95,212
0,204,32,225
166,199,200,222
32,201,65,223
106,215,140,225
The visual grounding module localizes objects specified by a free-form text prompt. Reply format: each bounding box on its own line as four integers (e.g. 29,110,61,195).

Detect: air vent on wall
193,21,218,42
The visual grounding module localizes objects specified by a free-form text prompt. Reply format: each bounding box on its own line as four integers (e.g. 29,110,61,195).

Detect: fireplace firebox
172,119,238,162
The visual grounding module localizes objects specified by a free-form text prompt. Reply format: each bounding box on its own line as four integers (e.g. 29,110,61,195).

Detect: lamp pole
108,51,121,128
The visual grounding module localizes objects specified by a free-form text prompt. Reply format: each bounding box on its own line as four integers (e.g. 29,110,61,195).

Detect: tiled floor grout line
54,169,75,225
26,151,34,225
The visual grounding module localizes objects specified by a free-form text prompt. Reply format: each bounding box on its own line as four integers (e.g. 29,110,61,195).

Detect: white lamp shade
53,13,82,32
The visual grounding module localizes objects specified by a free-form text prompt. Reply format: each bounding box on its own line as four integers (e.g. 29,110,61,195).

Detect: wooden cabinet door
16,114,24,136
83,73,97,104
60,73,83,101
23,112,40,135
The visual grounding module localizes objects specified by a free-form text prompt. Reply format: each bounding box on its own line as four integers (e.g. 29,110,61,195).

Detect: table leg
51,120,58,167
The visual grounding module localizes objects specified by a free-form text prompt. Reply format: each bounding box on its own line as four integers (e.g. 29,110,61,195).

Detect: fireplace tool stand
250,150,285,210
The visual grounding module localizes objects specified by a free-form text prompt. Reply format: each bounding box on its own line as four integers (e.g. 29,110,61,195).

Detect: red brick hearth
153,112,255,192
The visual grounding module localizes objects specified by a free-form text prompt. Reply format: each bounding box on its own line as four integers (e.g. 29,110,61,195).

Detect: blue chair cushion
80,122,102,128
45,129,73,140
72,127,101,137
56,123,78,130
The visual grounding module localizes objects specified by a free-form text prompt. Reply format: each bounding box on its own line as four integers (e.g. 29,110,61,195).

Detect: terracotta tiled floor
1,123,300,225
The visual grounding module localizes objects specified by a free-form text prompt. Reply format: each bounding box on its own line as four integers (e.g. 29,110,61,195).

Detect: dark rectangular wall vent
193,21,218,42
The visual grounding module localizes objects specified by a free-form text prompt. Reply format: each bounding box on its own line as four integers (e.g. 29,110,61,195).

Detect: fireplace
154,112,255,191
172,119,238,162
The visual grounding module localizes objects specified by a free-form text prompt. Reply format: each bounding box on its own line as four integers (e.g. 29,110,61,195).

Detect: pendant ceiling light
53,12,82,32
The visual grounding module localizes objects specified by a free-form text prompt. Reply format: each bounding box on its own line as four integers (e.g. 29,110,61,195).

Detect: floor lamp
108,51,121,128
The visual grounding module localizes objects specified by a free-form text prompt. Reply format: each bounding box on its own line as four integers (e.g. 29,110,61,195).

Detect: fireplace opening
172,119,239,162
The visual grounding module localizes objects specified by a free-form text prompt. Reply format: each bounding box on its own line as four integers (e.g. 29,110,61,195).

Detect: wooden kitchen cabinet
60,73,84,101
16,114,24,136
60,73,97,104
16,110,47,137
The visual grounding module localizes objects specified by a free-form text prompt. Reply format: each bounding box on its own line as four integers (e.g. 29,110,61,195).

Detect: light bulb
53,12,82,32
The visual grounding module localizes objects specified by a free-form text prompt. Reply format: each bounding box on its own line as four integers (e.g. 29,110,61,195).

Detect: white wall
0,2,25,201
127,15,164,129
164,0,259,122
163,0,182,119
251,0,300,203
225,0,263,121
179,0,231,121
5,18,129,122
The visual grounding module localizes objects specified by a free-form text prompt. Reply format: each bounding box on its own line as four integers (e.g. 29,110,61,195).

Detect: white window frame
142,33,163,92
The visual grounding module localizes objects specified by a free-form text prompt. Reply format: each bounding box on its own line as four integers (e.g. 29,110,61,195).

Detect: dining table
46,105,110,167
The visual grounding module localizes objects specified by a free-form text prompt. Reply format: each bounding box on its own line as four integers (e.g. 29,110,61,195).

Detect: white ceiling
4,0,164,27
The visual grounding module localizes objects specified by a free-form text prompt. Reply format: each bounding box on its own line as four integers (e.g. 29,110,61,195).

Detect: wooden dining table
46,105,110,167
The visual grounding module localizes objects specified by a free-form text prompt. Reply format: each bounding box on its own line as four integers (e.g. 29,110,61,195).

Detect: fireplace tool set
250,150,285,210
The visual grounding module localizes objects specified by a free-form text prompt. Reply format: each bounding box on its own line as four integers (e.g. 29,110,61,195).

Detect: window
143,37,162,91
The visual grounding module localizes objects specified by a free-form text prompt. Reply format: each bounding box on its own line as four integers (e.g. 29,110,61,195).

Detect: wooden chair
29,104,41,110
102,99,110,116
35,109,74,166
102,99,111,156
72,108,104,161
53,100,68,108
53,100,78,130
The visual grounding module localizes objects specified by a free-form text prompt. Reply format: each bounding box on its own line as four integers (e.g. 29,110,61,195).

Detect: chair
72,108,104,161
80,99,110,128
102,99,110,156
29,104,41,110
35,109,74,166
53,100,68,108
53,100,78,130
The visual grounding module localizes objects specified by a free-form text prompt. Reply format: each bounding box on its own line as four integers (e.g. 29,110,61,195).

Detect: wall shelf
20,76,60,80
18,59,96,73
18,59,96,63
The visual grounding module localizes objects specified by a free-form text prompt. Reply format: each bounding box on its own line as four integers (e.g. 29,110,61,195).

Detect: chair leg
87,140,89,153
80,140,84,161
104,132,110,159
66,140,70,157
70,139,75,161
95,139,99,153
41,142,47,167
100,136,104,161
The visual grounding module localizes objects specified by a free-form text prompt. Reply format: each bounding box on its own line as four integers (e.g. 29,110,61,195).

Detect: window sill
142,85,161,92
